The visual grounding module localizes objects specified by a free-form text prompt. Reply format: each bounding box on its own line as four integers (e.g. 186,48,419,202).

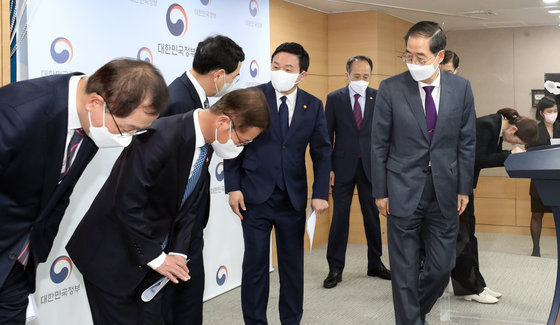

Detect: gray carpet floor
203,233,558,324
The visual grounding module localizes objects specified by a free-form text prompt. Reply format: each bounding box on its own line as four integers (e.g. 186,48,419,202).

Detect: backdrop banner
22,0,270,323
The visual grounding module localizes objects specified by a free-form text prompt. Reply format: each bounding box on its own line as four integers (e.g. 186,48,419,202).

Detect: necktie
423,86,437,142
162,144,209,250
180,144,209,209
353,94,362,130
203,98,210,109
279,96,289,141
60,128,85,179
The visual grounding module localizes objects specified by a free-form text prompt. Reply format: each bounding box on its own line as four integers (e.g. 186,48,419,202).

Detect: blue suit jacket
164,73,204,117
325,86,377,182
223,82,331,212
371,71,476,218
0,74,98,289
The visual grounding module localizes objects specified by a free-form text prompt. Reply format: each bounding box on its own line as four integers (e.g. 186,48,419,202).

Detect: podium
505,145,560,325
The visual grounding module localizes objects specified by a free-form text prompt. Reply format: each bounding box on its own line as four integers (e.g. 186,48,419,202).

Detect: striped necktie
60,128,85,180
353,94,362,130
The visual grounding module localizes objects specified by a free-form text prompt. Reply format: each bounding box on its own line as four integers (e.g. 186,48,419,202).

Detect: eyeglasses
101,96,148,136
400,52,436,65
227,115,253,146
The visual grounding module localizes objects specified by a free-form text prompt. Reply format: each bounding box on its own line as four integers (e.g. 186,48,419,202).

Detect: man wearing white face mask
0,58,168,325
165,35,244,117
323,56,390,290
66,88,270,325
161,34,244,325
225,42,331,325
371,21,476,325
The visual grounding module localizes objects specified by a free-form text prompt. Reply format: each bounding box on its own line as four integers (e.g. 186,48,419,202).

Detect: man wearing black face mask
0,59,168,325
66,88,270,325
160,34,245,325
371,21,476,325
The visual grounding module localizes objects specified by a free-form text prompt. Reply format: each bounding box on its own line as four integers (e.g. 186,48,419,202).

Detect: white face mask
270,70,301,93
349,79,369,94
544,112,558,124
407,62,439,82
211,121,244,159
213,74,236,97
87,105,133,148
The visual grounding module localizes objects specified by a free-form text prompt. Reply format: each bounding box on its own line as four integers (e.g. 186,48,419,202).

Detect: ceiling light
544,0,559,4
549,9,560,13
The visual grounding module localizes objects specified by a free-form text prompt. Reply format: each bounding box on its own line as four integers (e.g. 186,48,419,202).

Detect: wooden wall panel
474,197,517,226
474,176,556,236
474,176,517,198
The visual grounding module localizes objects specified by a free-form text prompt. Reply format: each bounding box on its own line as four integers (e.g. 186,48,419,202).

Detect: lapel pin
303,105,308,109
206,157,209,163
370,96,373,100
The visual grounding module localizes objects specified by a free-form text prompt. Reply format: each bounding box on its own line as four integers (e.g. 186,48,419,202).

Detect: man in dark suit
166,35,245,116
0,59,168,325
323,56,390,289
371,21,476,325
161,35,245,325
66,88,270,325
224,42,331,325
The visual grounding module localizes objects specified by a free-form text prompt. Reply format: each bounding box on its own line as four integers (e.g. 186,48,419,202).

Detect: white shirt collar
418,69,441,89
187,70,207,108
275,88,298,109
193,109,206,148
68,75,85,131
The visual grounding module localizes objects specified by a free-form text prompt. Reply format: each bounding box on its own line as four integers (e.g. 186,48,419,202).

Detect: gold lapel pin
206,157,209,163
369,96,373,100
303,105,308,109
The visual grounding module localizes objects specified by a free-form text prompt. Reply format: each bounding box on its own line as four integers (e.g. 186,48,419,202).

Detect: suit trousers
85,271,164,325
0,262,30,325
162,220,205,325
388,173,459,325
241,187,306,325
326,158,382,273
451,195,486,296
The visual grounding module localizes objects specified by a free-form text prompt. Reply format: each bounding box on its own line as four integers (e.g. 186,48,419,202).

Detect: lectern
505,145,560,325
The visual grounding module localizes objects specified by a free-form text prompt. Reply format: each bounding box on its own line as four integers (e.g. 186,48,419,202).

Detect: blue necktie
162,144,209,250
181,144,209,209
279,96,289,141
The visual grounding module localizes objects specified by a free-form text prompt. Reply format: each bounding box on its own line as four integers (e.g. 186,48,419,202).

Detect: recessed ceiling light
549,9,560,13
544,0,559,4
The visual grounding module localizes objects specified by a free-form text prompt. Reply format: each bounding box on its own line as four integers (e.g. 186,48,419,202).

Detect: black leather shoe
323,272,342,288
367,265,391,280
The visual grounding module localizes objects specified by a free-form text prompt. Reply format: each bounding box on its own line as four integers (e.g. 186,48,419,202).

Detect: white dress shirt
348,85,366,118
60,75,86,175
275,88,298,126
187,70,208,109
418,70,441,114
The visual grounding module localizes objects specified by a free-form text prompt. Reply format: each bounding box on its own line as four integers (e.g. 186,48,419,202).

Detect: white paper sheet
26,294,37,323
306,210,317,254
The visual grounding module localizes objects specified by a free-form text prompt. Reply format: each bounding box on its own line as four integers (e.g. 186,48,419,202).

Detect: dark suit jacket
371,70,476,218
164,72,211,228
473,113,511,188
66,111,212,295
325,86,377,182
0,73,98,290
532,121,560,147
223,82,331,212
164,73,204,117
